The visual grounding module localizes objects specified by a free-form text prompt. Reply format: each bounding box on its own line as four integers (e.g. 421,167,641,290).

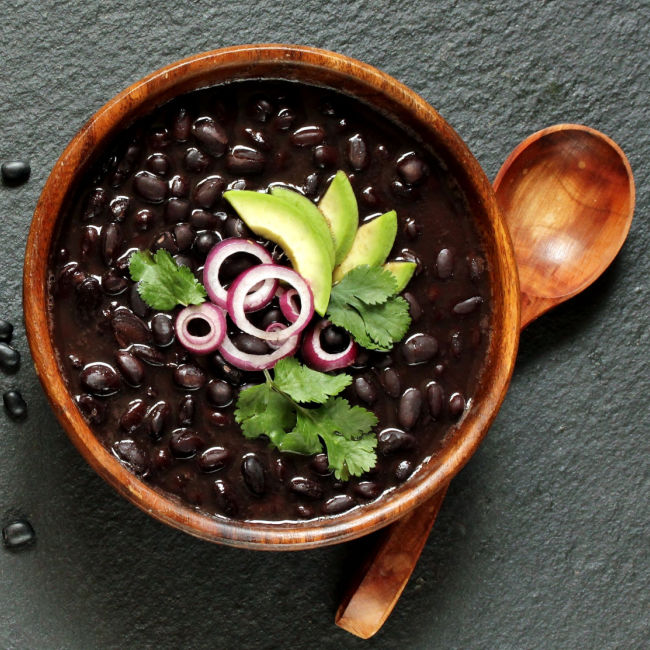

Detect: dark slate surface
1,1,648,648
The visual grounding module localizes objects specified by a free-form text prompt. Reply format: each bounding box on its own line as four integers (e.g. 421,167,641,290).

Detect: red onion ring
265,322,287,350
301,319,358,371
227,264,314,344
279,288,300,323
175,303,226,355
219,330,300,371
203,239,278,311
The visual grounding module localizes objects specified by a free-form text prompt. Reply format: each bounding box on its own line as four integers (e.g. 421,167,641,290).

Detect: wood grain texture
23,44,519,550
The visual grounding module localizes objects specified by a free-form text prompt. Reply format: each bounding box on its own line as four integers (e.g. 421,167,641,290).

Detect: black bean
310,453,331,476
75,276,102,312
243,127,271,151
303,172,320,197
241,454,266,495
398,387,422,430
354,375,378,404
360,186,379,208
2,518,36,551
449,392,466,418
146,400,170,440
0,319,13,343
396,153,427,184
82,187,107,220
404,217,422,239
173,364,206,390
391,179,415,198
198,446,230,473
130,344,165,366
351,349,369,370
172,107,191,141
296,505,313,518
378,428,416,455
151,446,173,470
379,367,401,398
453,296,483,315
207,411,230,428
80,225,99,259
193,230,221,258
321,324,348,352
183,147,210,172
214,480,238,516
347,133,369,171
313,145,338,168
226,146,266,175
150,313,174,347
119,399,146,433
395,460,414,482
354,481,381,499
322,495,356,515
436,248,454,279
274,107,295,131
193,175,225,209
152,230,179,255
80,363,120,396
115,350,145,386
172,223,194,252
193,116,228,157
189,209,220,230
165,198,190,223
427,382,444,419
146,153,170,176
129,283,149,318
1,160,30,185
232,333,270,356
112,439,150,476
403,292,422,321
206,379,233,407
111,309,152,347
0,342,20,373
402,333,438,365
225,216,250,239
109,195,130,222
101,269,128,295
169,174,189,199
178,395,195,425
170,428,204,457
134,171,168,203
3,390,27,420
450,330,463,357
68,354,83,369
148,127,170,149
211,353,243,385
133,208,154,231
289,477,324,500
260,309,283,329
290,125,325,147
75,393,106,425
399,248,424,275
101,223,123,265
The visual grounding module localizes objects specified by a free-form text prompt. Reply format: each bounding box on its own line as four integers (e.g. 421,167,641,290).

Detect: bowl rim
23,43,520,550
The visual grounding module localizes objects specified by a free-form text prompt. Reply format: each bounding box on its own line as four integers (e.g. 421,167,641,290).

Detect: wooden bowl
23,44,520,550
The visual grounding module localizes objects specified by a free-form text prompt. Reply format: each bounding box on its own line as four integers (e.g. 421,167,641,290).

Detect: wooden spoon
335,124,635,639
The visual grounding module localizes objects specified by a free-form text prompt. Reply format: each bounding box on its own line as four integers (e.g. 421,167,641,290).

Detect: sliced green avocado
384,261,417,293
269,186,335,268
317,171,359,266
333,210,398,283
223,190,332,315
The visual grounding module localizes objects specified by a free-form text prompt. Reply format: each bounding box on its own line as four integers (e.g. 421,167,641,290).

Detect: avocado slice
317,171,359,265
332,210,398,283
384,261,417,293
223,190,333,315
269,186,335,268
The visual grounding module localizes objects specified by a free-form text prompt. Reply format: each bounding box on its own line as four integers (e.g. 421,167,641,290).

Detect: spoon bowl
337,123,635,638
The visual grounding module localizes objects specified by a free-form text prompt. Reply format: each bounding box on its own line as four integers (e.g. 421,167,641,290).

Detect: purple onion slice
219,330,300,371
227,264,314,344
279,288,301,323
203,238,278,311
175,302,226,355
301,319,357,371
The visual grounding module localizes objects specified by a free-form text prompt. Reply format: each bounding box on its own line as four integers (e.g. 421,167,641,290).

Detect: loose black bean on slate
0,319,14,342
1,160,30,185
242,454,266,495
2,520,35,549
0,342,20,373
3,390,27,420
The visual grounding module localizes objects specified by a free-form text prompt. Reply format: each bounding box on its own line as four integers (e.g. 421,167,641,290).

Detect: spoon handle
335,485,448,638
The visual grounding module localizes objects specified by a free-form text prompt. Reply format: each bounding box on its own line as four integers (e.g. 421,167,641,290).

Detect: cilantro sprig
326,265,411,351
234,358,378,480
129,249,207,310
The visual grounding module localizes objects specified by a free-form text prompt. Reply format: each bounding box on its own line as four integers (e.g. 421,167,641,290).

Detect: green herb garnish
326,265,412,351
129,249,207,310
234,358,378,480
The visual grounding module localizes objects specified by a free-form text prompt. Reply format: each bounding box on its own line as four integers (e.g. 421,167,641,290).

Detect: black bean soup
48,79,490,522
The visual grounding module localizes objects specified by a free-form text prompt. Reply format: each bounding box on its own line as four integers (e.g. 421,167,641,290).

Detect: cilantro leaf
129,249,207,310
272,357,352,404
234,383,296,441
317,397,378,439
321,432,378,480
327,265,411,351
279,410,324,455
